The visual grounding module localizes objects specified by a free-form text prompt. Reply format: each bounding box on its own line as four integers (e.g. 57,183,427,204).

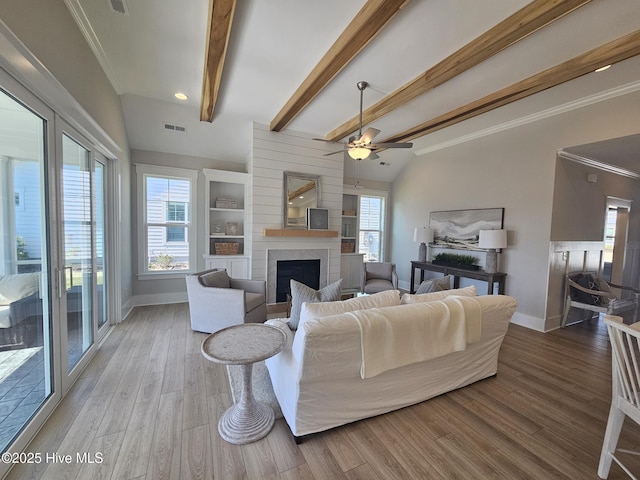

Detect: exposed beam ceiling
269,0,409,132
379,29,640,145
326,0,592,142
200,0,237,122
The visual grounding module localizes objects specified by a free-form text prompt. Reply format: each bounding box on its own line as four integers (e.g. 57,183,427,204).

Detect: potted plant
432,252,480,271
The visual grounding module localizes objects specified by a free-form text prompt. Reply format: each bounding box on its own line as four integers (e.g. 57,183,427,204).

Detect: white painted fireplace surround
266,249,329,303
249,123,343,303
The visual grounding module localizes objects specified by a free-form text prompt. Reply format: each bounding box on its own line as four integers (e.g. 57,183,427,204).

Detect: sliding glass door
60,133,95,374
0,88,55,454
0,72,114,467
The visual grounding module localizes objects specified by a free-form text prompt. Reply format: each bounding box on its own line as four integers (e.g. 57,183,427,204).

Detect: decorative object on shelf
478,229,507,274
215,242,239,255
307,208,329,230
341,242,355,253
432,253,480,271
429,208,504,251
216,196,238,209
226,222,238,235
413,227,434,262
214,221,223,234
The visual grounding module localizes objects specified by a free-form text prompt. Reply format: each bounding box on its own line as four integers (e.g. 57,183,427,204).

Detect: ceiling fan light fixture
348,147,370,160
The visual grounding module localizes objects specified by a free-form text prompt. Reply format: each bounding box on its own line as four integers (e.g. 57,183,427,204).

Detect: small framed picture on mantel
307,208,329,230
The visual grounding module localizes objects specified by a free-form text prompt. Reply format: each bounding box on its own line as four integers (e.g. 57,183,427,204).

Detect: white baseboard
510,311,545,332
123,292,189,311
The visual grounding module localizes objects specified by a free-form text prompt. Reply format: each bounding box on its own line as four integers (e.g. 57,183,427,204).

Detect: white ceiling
66,0,640,182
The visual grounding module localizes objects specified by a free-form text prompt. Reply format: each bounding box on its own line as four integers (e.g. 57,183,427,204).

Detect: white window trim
136,164,198,280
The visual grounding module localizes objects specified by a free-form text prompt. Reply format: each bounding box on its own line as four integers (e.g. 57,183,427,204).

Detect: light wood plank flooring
5,303,640,479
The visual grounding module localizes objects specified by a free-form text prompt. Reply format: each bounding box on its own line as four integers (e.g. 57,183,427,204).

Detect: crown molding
64,0,122,94
414,80,640,157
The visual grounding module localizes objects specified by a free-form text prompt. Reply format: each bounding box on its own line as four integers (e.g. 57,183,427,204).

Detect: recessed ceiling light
174,92,188,100
595,65,611,72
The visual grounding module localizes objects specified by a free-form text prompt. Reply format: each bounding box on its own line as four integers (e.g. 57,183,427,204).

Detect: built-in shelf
263,229,339,238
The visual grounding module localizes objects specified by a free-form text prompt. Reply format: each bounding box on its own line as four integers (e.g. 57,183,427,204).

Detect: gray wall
1,0,133,307
551,158,640,242
391,89,640,331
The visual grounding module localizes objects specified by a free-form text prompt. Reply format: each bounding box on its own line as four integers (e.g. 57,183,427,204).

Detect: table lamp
478,229,507,273
413,227,434,262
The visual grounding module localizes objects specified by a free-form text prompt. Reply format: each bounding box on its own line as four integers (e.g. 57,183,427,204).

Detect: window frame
136,164,198,279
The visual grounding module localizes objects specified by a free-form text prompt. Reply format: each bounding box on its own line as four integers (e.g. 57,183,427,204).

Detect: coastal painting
429,208,504,251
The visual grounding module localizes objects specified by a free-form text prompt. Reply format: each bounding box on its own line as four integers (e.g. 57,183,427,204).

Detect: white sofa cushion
0,273,40,306
0,305,11,328
299,289,400,329
401,285,477,304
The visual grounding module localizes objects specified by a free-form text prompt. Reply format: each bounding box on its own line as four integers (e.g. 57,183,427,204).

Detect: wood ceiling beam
326,0,591,142
378,29,640,146
269,0,410,132
200,0,237,122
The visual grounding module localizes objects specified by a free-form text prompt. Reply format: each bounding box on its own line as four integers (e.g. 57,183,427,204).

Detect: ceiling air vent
108,0,130,15
163,122,187,134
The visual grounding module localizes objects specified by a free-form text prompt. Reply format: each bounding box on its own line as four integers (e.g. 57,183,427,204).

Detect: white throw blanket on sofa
354,296,482,379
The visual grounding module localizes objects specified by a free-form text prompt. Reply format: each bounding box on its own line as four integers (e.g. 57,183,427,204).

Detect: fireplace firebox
276,259,320,303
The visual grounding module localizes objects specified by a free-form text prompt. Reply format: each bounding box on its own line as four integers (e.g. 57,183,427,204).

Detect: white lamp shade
413,227,434,243
478,229,507,249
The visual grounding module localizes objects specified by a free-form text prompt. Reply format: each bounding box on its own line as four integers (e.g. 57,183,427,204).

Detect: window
136,165,198,276
359,194,386,262
166,201,186,242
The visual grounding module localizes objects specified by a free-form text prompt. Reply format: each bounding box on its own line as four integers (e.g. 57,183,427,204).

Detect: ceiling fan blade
323,149,346,156
370,142,413,149
360,128,380,145
368,152,380,160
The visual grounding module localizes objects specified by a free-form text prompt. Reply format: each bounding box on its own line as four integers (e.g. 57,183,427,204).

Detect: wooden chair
599,315,640,479
561,271,639,328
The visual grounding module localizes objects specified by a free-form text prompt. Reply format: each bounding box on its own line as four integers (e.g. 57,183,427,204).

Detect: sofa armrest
9,292,43,326
230,278,266,295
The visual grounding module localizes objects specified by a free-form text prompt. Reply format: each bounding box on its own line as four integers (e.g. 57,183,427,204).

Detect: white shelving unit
203,169,250,278
341,192,363,292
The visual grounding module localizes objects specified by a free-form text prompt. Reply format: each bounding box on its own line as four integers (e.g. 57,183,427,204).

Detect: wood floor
5,303,640,480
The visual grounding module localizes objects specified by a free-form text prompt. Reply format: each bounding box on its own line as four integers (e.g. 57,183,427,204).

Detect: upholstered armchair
362,262,398,294
186,268,267,333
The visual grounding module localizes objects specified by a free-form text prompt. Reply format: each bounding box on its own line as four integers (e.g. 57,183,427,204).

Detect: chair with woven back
561,271,640,328
599,315,640,478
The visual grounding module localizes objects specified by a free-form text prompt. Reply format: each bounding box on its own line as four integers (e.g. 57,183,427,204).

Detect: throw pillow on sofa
0,273,40,305
415,275,452,294
401,285,477,304
288,278,342,330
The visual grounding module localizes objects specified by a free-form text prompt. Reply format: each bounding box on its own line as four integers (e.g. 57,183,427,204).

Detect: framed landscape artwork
429,208,504,251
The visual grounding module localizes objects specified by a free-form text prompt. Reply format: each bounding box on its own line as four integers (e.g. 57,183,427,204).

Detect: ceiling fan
323,81,413,160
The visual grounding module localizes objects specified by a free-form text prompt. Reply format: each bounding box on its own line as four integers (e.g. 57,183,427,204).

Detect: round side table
201,323,285,444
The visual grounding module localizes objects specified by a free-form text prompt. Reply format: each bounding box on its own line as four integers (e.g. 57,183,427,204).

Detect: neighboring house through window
136,164,198,276
359,193,387,262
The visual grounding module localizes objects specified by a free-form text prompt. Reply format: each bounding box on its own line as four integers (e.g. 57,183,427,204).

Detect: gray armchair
362,262,398,294
186,269,267,333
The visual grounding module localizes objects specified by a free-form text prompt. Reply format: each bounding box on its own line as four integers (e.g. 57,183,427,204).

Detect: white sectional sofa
265,287,517,442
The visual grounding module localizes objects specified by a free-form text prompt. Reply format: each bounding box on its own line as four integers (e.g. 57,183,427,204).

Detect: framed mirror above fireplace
284,172,319,229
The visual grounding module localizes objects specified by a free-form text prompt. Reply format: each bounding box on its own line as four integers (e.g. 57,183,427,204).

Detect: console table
410,261,506,295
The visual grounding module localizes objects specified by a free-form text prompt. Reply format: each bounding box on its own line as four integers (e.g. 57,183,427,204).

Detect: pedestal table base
218,363,275,444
